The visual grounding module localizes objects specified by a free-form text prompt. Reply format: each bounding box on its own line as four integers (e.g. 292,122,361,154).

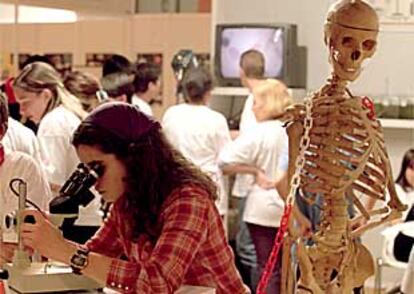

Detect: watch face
71,255,87,267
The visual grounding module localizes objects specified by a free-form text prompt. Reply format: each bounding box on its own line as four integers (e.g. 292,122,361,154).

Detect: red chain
0,281,6,294
256,203,293,294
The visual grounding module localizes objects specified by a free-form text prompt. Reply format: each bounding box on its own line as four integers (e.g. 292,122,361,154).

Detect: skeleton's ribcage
299,97,387,203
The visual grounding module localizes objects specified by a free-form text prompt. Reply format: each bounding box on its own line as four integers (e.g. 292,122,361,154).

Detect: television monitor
214,23,306,88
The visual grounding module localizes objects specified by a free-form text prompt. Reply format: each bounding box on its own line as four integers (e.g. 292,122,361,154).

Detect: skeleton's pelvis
299,242,375,293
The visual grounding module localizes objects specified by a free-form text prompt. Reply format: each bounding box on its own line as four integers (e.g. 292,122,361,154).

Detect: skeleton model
280,1,407,293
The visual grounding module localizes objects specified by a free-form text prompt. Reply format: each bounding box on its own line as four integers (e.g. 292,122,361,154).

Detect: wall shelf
380,118,414,129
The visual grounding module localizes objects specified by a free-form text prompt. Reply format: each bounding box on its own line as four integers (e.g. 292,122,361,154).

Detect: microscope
2,163,103,293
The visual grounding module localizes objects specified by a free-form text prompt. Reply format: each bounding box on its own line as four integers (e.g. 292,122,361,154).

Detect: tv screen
218,26,285,79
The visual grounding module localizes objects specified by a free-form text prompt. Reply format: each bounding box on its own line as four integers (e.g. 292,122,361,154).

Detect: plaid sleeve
105,188,209,293
85,203,123,258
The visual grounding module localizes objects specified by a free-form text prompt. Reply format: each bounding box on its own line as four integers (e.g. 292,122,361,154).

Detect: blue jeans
295,192,356,232
236,197,257,267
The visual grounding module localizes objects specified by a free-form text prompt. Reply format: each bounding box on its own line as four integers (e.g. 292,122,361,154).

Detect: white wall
353,25,414,96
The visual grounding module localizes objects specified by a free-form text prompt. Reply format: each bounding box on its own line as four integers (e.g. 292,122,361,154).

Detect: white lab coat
162,103,231,216
3,118,42,165
132,94,153,116
219,120,288,227
0,148,52,242
37,105,81,187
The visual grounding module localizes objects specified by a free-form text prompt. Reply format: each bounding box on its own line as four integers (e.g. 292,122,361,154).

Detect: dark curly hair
72,123,217,241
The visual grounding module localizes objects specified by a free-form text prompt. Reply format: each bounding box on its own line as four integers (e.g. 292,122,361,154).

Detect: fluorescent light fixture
0,3,77,24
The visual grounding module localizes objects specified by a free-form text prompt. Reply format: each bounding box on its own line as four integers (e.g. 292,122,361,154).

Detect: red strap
4,77,16,104
0,144,4,166
361,96,376,120
256,203,292,294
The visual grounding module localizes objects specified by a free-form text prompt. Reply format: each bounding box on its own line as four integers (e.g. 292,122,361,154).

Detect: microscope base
4,262,102,293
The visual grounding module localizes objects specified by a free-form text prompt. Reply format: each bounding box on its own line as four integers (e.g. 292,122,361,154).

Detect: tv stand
211,87,249,96
212,86,306,101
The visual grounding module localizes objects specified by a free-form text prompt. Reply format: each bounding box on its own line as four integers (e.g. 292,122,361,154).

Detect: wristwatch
70,246,90,275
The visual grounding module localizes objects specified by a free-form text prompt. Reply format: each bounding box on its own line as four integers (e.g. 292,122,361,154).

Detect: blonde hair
13,62,87,119
64,71,101,112
252,79,292,119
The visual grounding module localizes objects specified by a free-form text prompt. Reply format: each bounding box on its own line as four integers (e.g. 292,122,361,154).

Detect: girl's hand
0,242,17,265
255,170,275,190
20,210,70,263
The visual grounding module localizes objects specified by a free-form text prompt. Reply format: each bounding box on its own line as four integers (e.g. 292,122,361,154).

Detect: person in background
20,102,249,293
232,48,266,288
132,63,162,116
1,54,54,134
101,72,135,104
393,149,414,262
219,79,294,293
13,62,87,191
0,92,51,266
238,49,266,133
13,62,101,244
64,71,102,112
162,67,231,218
102,54,133,77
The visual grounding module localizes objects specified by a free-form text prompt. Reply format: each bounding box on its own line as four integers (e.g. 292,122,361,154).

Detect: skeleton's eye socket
341,36,354,48
362,40,376,50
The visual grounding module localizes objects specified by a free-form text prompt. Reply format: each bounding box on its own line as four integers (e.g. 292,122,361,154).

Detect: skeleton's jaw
331,58,362,82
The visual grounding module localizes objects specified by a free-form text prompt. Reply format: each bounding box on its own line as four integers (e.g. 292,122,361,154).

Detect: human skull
324,0,379,82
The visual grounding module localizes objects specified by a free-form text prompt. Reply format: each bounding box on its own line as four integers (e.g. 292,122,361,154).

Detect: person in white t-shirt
13,62,102,244
3,117,42,165
232,49,267,287
132,63,161,116
219,79,293,293
162,67,231,217
238,49,267,135
0,92,52,265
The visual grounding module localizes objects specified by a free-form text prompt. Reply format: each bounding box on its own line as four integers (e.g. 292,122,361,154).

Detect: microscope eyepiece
49,162,103,214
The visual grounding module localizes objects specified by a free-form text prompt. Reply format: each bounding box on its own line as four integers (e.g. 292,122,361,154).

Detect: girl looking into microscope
20,102,249,293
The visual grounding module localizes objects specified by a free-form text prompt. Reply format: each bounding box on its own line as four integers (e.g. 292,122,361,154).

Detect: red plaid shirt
86,185,249,293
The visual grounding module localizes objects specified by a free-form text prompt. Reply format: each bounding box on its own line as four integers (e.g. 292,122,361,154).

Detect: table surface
9,285,215,294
